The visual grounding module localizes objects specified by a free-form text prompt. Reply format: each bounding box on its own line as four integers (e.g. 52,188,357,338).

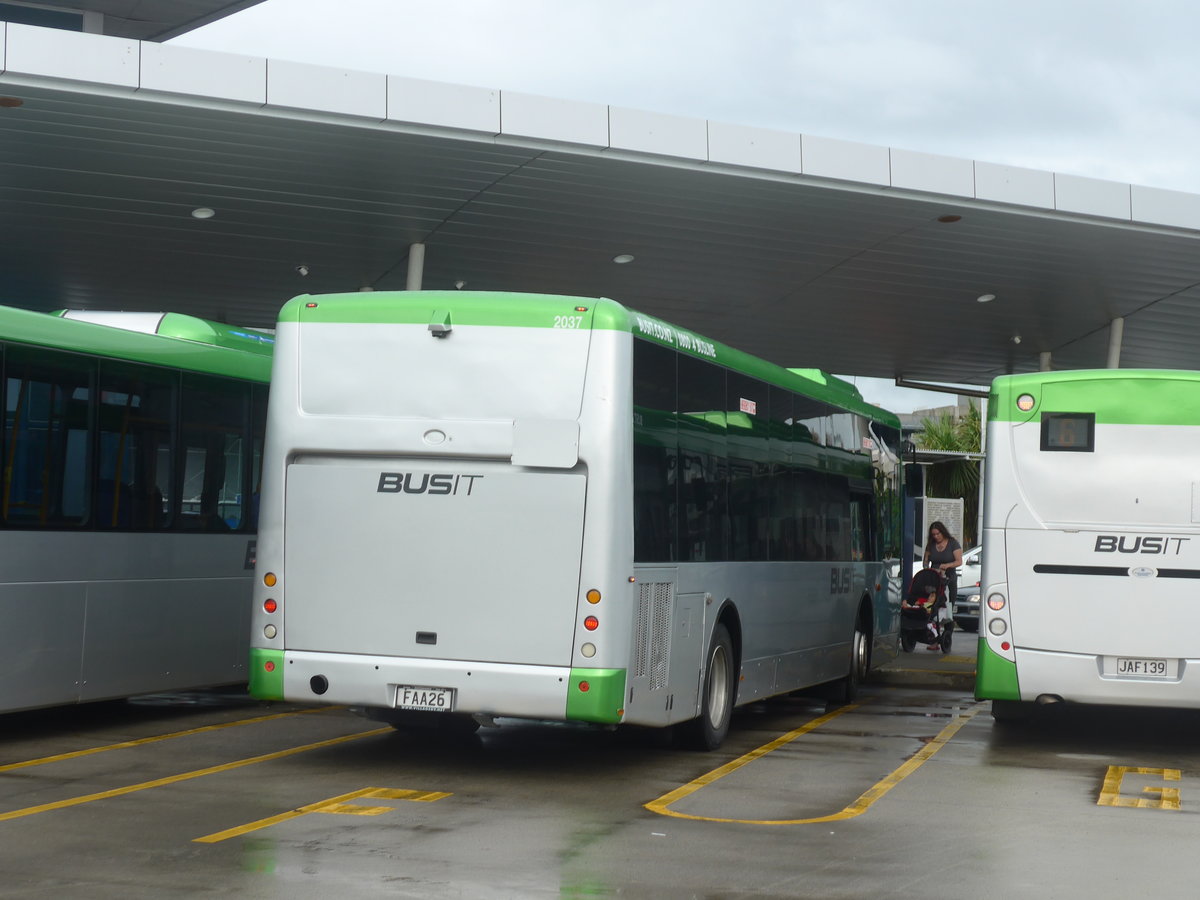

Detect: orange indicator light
263,573,277,587
584,616,599,631
263,598,277,613
305,302,318,308
264,661,276,672
574,306,588,312
586,589,601,604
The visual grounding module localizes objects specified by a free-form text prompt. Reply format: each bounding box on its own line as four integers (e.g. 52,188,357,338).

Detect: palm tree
915,401,981,546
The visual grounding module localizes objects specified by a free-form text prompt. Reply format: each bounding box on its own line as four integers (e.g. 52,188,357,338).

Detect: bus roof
279,291,901,427
54,309,275,357
3,305,272,382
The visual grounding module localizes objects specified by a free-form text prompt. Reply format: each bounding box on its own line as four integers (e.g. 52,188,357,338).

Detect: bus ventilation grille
634,581,674,691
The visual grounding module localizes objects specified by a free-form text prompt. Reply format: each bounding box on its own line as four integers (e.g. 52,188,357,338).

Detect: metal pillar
405,243,425,291
1107,317,1124,368
1039,351,1052,371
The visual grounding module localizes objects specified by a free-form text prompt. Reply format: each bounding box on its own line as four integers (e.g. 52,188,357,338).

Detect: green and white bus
977,369,1200,719
250,291,903,748
0,305,272,713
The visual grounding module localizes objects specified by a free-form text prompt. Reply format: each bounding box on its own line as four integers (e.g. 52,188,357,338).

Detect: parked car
954,545,981,631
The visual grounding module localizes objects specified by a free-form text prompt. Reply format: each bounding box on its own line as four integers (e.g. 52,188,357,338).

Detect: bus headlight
988,618,1008,636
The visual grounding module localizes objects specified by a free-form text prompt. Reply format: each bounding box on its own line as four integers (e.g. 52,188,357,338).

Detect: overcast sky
172,0,1198,411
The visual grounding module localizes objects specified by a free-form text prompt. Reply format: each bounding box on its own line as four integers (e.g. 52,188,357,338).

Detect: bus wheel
679,624,735,751
829,623,868,704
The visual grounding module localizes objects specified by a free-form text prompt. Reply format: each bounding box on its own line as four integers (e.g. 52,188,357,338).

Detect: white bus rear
977,370,1200,716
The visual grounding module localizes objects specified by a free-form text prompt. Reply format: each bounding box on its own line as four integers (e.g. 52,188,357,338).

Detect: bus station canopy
4,17,1200,389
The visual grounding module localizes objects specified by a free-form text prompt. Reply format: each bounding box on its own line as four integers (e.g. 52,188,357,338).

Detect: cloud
174,0,1200,191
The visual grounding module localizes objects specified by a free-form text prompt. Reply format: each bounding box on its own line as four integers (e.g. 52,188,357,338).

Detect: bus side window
96,362,177,530
2,346,93,527
179,374,250,532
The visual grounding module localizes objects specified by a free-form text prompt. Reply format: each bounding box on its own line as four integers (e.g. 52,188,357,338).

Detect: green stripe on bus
248,648,285,700
279,292,899,428
565,668,626,724
990,370,1200,426
974,640,1020,701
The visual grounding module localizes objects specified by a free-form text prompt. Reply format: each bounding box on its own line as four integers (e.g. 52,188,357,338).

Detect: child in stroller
901,566,954,653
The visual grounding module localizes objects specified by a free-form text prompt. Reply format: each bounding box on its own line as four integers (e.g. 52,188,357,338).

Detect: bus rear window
1040,412,1094,452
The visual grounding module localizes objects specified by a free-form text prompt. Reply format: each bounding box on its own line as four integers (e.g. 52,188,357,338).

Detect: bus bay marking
0,728,389,823
645,702,982,825
194,786,452,843
1097,765,1181,810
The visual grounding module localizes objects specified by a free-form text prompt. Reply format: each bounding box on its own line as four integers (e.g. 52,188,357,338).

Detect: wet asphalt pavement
4,633,1200,899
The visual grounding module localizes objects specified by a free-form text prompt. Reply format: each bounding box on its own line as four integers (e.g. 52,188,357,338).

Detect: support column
1039,351,1052,371
1107,317,1124,368
405,243,425,291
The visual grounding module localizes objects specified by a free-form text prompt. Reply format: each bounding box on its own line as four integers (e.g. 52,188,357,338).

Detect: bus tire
679,624,735,751
829,621,869,704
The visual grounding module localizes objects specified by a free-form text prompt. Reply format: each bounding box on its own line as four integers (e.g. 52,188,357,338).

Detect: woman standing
922,521,963,650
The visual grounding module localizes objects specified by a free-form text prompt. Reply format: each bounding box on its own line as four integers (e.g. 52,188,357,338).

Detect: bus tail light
987,593,1006,611
584,616,599,631
263,598,277,614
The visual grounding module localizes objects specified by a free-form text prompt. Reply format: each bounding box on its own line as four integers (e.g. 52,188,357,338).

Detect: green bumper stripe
565,668,626,724
975,640,1020,701
249,648,285,700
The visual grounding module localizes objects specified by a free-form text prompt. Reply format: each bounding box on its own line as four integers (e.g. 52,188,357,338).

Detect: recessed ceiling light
977,293,996,303
191,207,215,219
612,254,635,264
937,214,962,223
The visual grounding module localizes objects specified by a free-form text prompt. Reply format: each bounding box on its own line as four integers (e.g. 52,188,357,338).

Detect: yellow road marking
0,706,339,774
646,702,981,825
1097,766,1182,810
194,786,452,843
0,728,390,824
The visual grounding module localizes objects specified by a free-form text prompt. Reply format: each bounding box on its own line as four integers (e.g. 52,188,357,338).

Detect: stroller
900,566,954,653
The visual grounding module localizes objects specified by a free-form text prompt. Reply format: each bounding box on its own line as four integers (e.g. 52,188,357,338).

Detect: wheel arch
713,599,743,681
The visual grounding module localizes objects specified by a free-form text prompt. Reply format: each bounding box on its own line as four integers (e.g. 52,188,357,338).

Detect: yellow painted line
1097,766,1182,810
194,786,452,843
0,706,340,774
0,727,390,824
646,702,982,825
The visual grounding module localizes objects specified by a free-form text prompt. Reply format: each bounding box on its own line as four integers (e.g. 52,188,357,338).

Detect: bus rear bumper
1014,647,1200,708
280,650,580,721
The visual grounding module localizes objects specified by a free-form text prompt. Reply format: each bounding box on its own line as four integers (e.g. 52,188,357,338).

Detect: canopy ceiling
3,22,1200,389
